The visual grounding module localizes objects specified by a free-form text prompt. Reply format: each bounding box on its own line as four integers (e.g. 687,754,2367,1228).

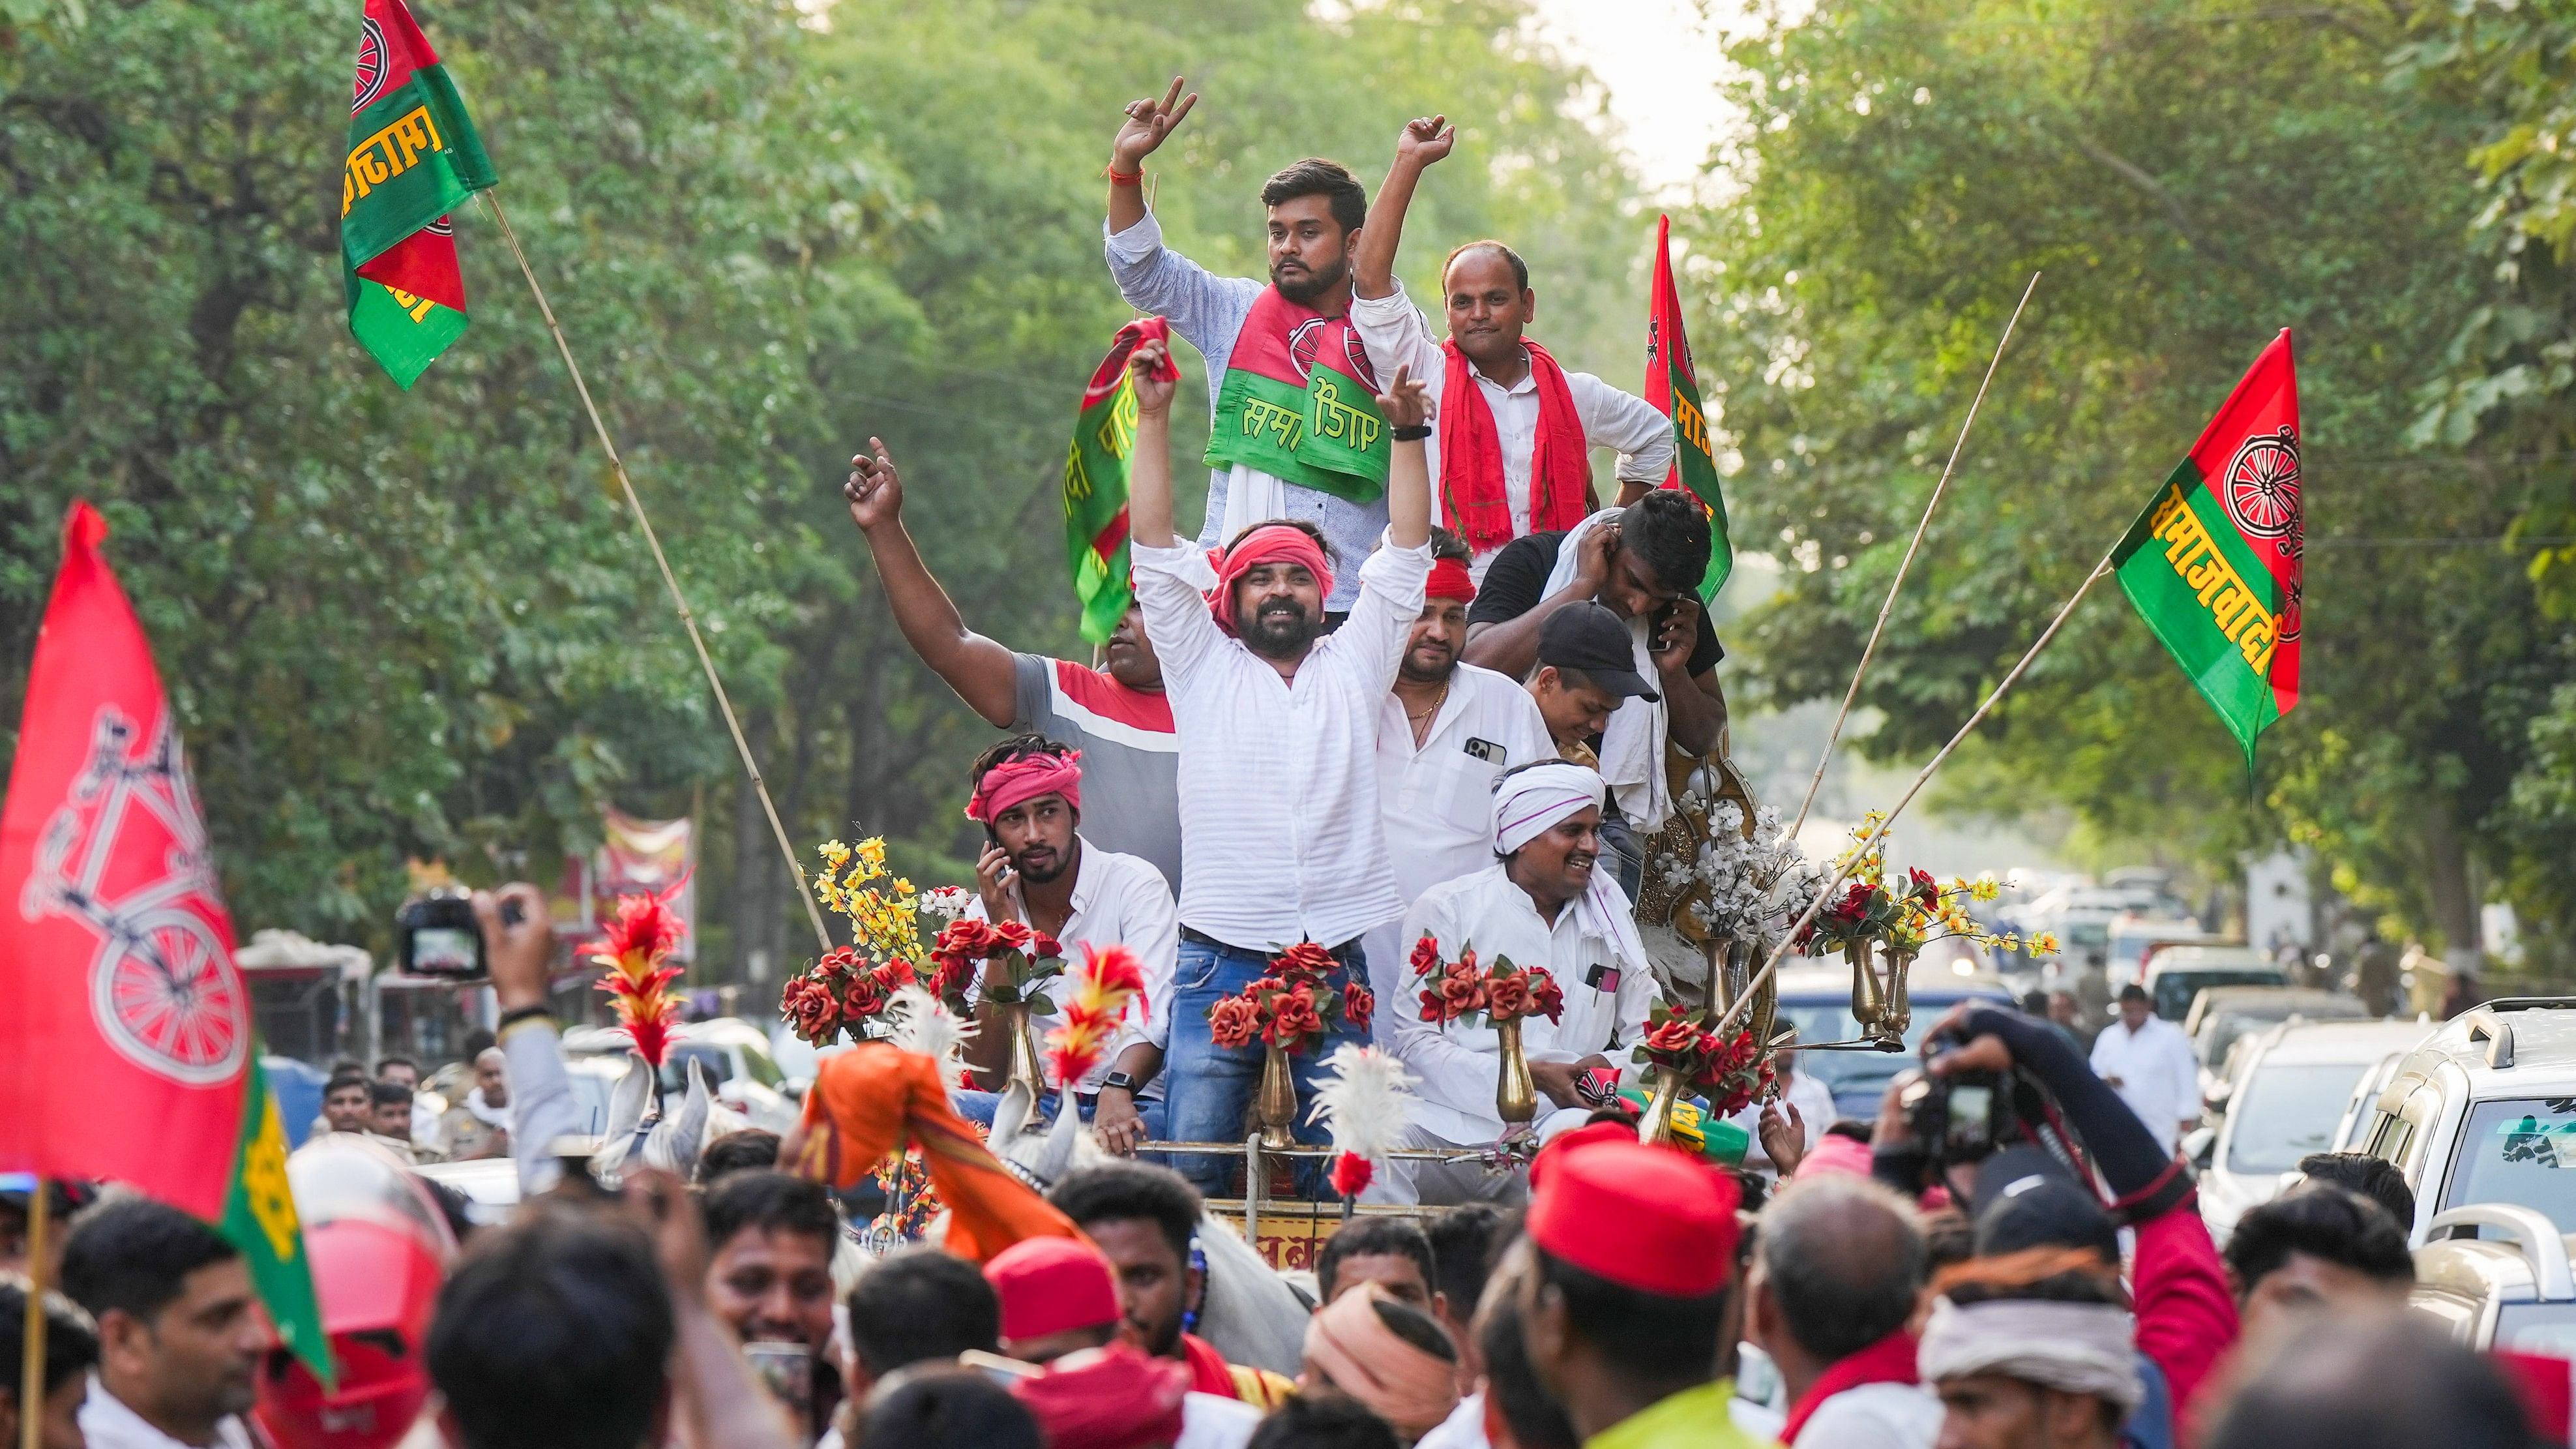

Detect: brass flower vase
1496,1017,1538,1128
1846,939,1886,1034
1255,1043,1299,1150
1638,1068,1687,1147
1000,1001,1046,1096
1880,948,1917,1040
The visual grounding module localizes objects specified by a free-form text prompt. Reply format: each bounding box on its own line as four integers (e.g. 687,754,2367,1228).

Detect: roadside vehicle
2331,1047,2414,1152
2107,915,2213,987
2182,986,2371,1099
2356,999,2576,1242
2198,1018,2436,1241
2141,945,2285,1022
1773,959,2015,1122
561,1016,798,1133
2410,1203,2576,1359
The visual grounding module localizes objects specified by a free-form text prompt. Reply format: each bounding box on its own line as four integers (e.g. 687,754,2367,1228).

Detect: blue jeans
1161,934,1368,1197
951,1087,1062,1128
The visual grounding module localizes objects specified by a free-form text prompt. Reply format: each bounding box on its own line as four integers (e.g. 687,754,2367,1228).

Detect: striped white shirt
1131,532,1430,953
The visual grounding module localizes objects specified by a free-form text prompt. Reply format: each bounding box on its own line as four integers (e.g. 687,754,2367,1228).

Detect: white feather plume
1305,1043,1419,1163
887,983,975,1082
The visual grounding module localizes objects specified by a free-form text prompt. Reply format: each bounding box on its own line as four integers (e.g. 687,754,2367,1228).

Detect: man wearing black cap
1526,602,1659,771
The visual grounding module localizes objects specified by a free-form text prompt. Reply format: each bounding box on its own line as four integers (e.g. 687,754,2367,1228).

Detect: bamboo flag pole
1716,543,2117,1041
18,1180,48,1449
476,192,833,955
1785,273,2042,840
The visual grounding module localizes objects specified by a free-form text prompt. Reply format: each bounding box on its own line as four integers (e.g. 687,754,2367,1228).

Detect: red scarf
1181,1332,1240,1398
1781,1329,1921,1445
1438,336,1591,552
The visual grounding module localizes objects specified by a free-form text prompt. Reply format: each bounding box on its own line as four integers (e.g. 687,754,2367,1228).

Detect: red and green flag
1204,291,1391,503
0,503,331,1382
341,0,495,387
1644,215,1733,599
2112,330,2303,768
1063,318,1176,644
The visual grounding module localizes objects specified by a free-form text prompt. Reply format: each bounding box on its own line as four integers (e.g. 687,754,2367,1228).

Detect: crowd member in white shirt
1123,334,1438,1195
1349,117,1677,580
58,1198,263,1449
1382,761,1658,1205
1360,526,1554,1043
939,736,1181,1150
2088,984,2201,1156
1750,1175,1945,1449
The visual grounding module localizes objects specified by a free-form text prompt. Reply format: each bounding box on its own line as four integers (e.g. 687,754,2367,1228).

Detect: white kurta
1391,862,1658,1144
964,839,1180,1094
2089,1015,2202,1154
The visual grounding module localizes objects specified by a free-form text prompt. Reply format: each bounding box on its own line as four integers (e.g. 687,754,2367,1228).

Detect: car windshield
2498,1303,2576,1359
737,1040,784,1089
2155,970,2282,1020
2226,1062,2370,1174
1776,996,1999,1105
2443,1098,2576,1232
658,1043,733,1096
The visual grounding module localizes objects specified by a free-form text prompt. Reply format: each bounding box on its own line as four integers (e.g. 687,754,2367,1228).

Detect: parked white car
2353,999,2576,1243
2198,1018,2436,1242
2410,1203,2576,1358
561,1016,799,1134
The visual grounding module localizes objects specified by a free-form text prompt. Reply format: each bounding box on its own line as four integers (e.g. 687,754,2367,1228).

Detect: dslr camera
1899,1068,2019,1167
394,886,522,980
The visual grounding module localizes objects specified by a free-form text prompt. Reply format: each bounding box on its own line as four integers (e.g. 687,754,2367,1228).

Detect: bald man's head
1754,1174,1926,1362
474,1048,509,1106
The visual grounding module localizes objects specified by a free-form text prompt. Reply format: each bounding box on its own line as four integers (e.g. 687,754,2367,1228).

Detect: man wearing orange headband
1520,1137,1763,1449
951,737,1177,1148
1359,526,1553,1046
1123,318,1437,1195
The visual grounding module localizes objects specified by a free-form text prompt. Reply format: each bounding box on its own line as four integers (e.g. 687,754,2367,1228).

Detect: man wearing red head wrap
1357,524,1552,1055
949,736,1177,1151
1520,1137,1764,1449
1125,308,1441,1196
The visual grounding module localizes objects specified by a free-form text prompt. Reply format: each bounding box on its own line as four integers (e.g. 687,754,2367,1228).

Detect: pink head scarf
1207,525,1333,637
966,750,1082,823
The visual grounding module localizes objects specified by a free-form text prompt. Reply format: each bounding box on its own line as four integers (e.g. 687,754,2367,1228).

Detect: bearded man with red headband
949,736,1178,1148
1122,324,1436,1197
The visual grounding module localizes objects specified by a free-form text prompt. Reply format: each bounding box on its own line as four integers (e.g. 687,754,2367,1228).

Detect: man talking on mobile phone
1458,489,1726,899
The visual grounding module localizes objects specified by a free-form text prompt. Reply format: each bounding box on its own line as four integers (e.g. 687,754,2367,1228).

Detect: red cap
985,1236,1121,1342
1528,1138,1740,1296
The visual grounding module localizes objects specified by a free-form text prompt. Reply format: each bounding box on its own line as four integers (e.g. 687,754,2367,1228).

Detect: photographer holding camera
1871,1002,2240,1449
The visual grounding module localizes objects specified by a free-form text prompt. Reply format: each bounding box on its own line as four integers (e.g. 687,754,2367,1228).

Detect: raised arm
1382,365,1432,549
843,440,1020,727
1128,339,1180,548
1107,78,1196,239
1355,116,1453,302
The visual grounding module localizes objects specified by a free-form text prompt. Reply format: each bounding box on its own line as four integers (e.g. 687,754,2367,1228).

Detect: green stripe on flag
342,67,495,270
218,1053,333,1385
2112,462,2285,768
347,273,469,389
1065,373,1139,644
1666,358,1734,601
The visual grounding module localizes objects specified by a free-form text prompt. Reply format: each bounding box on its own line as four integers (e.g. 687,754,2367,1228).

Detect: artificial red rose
1641,1018,1705,1060
1030,931,1063,961
1266,987,1325,1047
1342,981,1375,1036
813,946,863,987
784,979,838,1041
1207,994,1262,1050
1419,987,1447,1021
926,952,972,1000
1908,866,1938,897
1829,882,1873,923
1456,947,1480,976
881,958,921,989
842,975,891,1021
1273,941,1338,979
1529,970,1566,1024
988,919,1035,953
935,918,999,960
1408,934,1443,981
1434,964,1487,1019
1484,972,1535,1022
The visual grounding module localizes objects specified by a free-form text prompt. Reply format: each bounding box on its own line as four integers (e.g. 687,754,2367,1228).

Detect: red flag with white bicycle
0,501,329,1375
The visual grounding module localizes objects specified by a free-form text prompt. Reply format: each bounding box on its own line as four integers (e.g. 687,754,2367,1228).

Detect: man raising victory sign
1350,116,1677,578
1103,78,1393,618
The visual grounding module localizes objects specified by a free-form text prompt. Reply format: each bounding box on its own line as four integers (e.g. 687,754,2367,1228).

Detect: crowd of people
842,82,1743,1200
1,79,2560,1449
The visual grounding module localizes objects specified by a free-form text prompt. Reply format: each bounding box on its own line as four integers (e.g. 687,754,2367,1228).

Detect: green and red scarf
1204,290,1391,503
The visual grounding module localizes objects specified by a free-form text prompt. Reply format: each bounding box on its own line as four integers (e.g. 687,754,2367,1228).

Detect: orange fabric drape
792,1042,1082,1263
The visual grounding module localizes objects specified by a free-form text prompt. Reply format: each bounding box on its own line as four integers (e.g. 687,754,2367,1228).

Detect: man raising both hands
1124,331,1437,1196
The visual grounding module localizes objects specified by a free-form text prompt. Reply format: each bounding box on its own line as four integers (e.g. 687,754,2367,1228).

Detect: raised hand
1395,114,1455,168
1378,363,1434,432
1112,76,1199,171
1129,338,1177,417
843,436,904,533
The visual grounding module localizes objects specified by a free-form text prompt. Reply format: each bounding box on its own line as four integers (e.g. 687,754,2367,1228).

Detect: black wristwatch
1390,423,1432,441
1101,1071,1142,1095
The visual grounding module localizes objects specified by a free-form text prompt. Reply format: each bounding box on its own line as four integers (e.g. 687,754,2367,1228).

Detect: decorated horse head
593,1053,747,1183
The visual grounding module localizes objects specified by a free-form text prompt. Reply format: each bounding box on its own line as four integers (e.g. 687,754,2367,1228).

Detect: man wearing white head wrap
1370,760,1659,1205
1919,1270,2141,1449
